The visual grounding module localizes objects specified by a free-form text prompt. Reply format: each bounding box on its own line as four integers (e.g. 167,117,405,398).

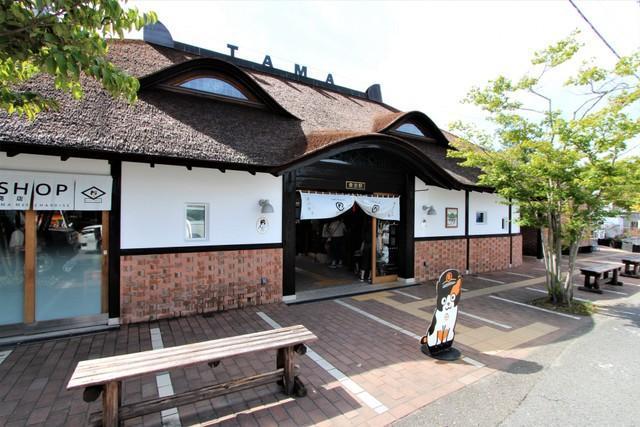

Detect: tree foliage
449,31,640,304
0,0,157,119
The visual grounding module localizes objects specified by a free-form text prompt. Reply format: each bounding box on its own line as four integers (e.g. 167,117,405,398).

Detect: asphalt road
394,289,640,427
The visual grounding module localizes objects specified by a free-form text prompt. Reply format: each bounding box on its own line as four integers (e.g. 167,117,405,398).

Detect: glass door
35,210,105,321
0,211,25,325
371,217,399,284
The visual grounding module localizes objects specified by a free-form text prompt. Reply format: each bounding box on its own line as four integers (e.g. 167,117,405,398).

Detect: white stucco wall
511,205,521,234
414,179,466,237
121,162,282,249
469,192,510,235
414,178,516,238
0,153,110,175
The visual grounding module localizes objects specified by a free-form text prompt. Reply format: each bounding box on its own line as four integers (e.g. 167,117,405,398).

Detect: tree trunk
562,241,580,305
541,214,564,304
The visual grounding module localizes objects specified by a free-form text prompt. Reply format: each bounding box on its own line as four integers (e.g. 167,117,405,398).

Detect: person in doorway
359,218,372,281
327,217,347,268
9,224,25,276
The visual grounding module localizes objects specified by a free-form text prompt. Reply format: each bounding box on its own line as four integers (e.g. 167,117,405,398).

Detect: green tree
449,31,640,305
0,0,157,119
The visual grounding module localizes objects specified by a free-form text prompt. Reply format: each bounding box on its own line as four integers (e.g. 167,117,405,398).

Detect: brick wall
120,249,282,324
414,239,467,281
512,234,523,267
469,236,511,273
414,235,523,281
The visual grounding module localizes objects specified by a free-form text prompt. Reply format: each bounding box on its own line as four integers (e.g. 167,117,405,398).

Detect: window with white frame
476,211,487,224
185,203,208,240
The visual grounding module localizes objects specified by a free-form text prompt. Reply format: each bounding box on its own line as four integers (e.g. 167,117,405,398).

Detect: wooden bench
620,256,640,278
578,262,624,294
67,325,317,427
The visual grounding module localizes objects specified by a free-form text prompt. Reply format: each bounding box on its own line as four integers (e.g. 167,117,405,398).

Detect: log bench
620,256,640,278
578,262,624,294
67,325,317,427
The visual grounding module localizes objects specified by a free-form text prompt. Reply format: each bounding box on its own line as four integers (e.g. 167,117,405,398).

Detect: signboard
0,171,33,210
0,170,112,211
420,269,462,355
74,174,112,211
32,174,75,210
345,181,365,191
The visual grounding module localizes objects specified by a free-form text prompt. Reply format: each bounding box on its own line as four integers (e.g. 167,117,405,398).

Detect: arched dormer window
139,58,298,118
179,77,248,100
394,123,425,137
388,121,433,140
162,71,262,107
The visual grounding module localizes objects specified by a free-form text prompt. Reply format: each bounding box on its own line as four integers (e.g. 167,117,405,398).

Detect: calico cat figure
420,269,462,356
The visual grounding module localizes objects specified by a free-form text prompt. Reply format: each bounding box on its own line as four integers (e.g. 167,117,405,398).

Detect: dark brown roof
0,40,482,187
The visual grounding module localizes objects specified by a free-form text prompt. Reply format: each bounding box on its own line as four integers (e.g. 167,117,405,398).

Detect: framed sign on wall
445,207,458,228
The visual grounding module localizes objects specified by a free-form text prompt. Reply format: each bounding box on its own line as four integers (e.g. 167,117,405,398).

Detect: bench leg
609,268,623,286
579,273,603,294
593,274,601,290
103,381,120,427
277,347,295,396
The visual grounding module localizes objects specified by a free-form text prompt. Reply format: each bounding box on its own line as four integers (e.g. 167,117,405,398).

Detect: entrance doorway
294,195,400,293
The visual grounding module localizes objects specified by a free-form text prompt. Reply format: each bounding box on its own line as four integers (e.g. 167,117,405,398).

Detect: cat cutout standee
420,269,462,360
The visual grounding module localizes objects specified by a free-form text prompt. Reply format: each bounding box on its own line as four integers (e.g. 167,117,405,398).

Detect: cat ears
451,279,462,297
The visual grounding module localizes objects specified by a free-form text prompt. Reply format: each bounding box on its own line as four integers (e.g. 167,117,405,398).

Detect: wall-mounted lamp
259,199,274,214
422,205,437,215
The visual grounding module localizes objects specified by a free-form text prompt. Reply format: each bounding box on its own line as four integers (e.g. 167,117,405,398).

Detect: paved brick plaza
0,248,637,427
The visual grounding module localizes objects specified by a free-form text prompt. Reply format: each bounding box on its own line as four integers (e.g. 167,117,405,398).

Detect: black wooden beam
282,172,296,296
399,174,415,279
108,160,122,319
465,190,470,273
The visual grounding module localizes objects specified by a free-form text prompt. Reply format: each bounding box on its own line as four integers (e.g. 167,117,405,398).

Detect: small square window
476,211,487,224
185,203,208,241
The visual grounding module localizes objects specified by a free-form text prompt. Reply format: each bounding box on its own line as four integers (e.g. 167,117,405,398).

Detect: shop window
476,211,487,224
185,203,208,241
179,77,248,100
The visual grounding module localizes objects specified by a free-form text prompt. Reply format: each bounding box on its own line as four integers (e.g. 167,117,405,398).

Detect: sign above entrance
345,181,365,191
0,170,112,211
299,191,400,221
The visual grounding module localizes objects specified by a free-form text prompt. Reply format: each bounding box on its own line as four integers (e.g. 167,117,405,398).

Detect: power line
568,0,622,59
619,143,640,157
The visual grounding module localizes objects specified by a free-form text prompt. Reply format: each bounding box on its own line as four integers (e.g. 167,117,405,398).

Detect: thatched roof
0,40,481,187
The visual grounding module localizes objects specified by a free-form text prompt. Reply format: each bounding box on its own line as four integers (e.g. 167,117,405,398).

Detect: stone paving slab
0,248,637,426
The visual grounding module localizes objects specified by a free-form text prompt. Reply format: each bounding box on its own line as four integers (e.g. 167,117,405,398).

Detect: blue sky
128,0,640,156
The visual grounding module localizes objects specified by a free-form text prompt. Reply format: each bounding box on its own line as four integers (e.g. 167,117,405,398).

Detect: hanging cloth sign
299,192,355,220
0,170,112,211
299,191,401,221
0,171,33,210
355,195,400,221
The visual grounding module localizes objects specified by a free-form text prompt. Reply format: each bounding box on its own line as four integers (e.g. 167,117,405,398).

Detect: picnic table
578,262,624,294
620,256,640,278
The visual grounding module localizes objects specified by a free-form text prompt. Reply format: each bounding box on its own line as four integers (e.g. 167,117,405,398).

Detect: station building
0,23,521,340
